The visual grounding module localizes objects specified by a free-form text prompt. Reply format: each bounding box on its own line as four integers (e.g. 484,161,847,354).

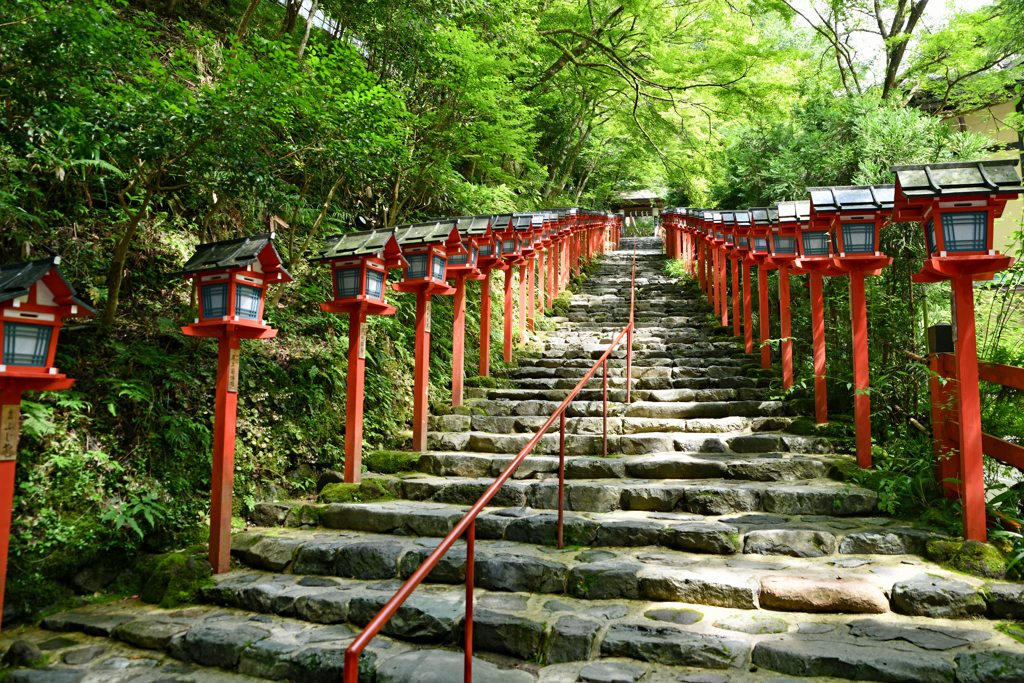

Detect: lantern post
893,159,1022,542
444,216,491,405
175,234,292,573
691,210,706,292
393,221,463,452
722,211,743,338
808,185,895,467
710,211,728,326
497,216,527,361
766,203,806,391
0,257,95,628
311,229,407,482
732,210,755,353
748,208,777,369
478,214,511,377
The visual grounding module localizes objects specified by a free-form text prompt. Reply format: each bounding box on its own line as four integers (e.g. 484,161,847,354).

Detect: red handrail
342,239,635,683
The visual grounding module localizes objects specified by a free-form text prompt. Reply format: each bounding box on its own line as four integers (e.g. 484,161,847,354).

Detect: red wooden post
210,336,240,572
731,255,741,337
452,276,467,406
464,519,475,678
518,264,527,339
953,274,987,541
527,255,536,333
780,265,793,390
0,388,20,632
758,265,770,368
929,353,960,499
480,273,491,377
720,250,728,327
549,242,556,306
412,291,431,452
742,262,753,353
809,270,828,423
849,272,871,467
503,269,514,362
712,248,719,313
345,311,367,481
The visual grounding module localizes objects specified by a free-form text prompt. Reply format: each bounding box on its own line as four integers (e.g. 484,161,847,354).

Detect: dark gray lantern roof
455,216,491,237
311,228,400,262
490,214,513,232
734,210,752,227
890,159,1024,198
807,185,895,213
393,220,461,247
511,214,533,231
750,208,771,225
172,233,291,279
775,201,810,224
720,210,736,225
0,257,97,313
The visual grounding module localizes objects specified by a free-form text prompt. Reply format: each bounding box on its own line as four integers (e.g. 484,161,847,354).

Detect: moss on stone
318,478,396,504
998,622,1024,645
783,416,853,439
465,376,498,389
364,450,421,474
140,553,212,608
926,538,1007,579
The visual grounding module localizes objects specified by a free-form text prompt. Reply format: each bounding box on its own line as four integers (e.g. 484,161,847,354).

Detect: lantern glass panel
479,244,493,257
753,236,767,252
449,253,468,266
236,284,262,320
503,239,516,254
774,235,796,254
336,267,360,298
925,218,937,254
801,231,830,256
2,322,52,366
366,269,384,299
406,253,429,279
432,254,446,280
726,234,734,244
738,236,749,248
202,283,228,318
716,231,724,240
841,222,875,253
941,211,987,252
471,245,478,265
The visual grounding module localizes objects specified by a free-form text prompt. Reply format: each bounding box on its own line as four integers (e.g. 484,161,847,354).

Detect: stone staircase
11,238,1024,683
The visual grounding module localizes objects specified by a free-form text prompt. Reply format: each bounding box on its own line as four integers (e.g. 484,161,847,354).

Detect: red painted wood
412,292,431,452
732,255,741,338
742,262,753,354
930,354,960,499
452,277,466,407
698,241,706,291
210,335,240,573
712,248,719,314
849,272,871,468
809,271,828,424
779,265,793,391
952,274,987,542
345,310,367,483
758,265,770,368
548,244,556,307
527,255,536,333
464,519,475,679
480,273,491,377
503,269,514,362
980,362,1024,390
720,249,729,327
0,388,20,633
518,264,527,339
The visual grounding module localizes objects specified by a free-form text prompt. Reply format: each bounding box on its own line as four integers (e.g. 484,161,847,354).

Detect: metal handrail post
602,359,608,457
464,519,474,680
558,411,566,549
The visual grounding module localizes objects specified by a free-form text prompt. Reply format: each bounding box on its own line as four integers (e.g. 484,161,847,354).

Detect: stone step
462,398,792,420
479,387,770,404
429,413,768,436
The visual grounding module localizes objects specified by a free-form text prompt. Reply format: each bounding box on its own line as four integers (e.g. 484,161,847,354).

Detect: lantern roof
393,220,462,248
890,159,1024,198
807,185,895,213
489,214,513,231
452,215,492,237
734,210,752,227
171,233,292,282
311,228,406,265
774,201,810,225
711,211,724,225
750,208,772,225
510,214,533,231
531,214,544,230
0,256,97,314
720,210,736,226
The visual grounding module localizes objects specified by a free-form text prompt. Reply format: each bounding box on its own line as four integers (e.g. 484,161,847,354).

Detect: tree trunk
236,0,261,39
280,0,300,36
296,0,318,58
103,187,155,327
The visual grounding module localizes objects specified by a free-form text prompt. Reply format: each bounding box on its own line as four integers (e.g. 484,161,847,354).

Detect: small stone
848,618,990,651
594,520,665,547
348,593,465,642
375,650,533,683
797,622,836,634
578,661,648,683
601,623,748,668
544,616,601,664
829,558,874,568
179,625,271,668
297,577,338,587
891,574,986,619
648,512,703,521
36,638,77,651
644,608,703,625
576,550,617,563
61,646,105,665
475,553,567,593
544,599,575,612
97,656,159,669
582,605,629,620
7,672,86,683
3,641,45,667
505,514,599,546
752,640,954,682
839,528,935,555
640,567,759,610
759,576,888,613
722,514,787,525
678,675,728,683
956,650,1024,683
637,554,696,569
40,611,134,636
661,522,741,554
568,562,641,600
477,593,528,611
985,582,1024,620
471,609,546,660
743,529,836,558
713,614,788,634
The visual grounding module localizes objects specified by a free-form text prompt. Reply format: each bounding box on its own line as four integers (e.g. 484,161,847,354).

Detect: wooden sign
0,404,20,461
425,299,432,334
358,321,367,360
227,348,240,393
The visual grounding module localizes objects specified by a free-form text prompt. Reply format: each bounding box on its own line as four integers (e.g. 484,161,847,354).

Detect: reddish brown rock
759,576,889,614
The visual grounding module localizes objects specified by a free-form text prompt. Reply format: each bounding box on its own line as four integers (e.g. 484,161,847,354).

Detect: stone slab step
429,413,771,436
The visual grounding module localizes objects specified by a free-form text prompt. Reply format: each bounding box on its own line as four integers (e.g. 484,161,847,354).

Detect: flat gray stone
594,520,664,547
236,535,303,571
505,514,599,546
114,619,190,649
179,625,271,668
349,593,464,642
335,541,404,580
985,582,1024,620
471,608,546,660
662,522,741,554
376,650,534,683
714,614,788,634
477,593,528,611
839,528,936,555
293,588,353,624
475,553,567,593
544,616,601,663
40,611,134,636
238,638,299,679
567,457,627,479
641,567,759,609
579,661,648,683
955,650,1024,683
762,485,877,516
681,486,760,515
583,605,629,620
723,514,787,525
743,529,836,558
752,639,955,682
797,622,836,634
678,675,729,683
601,623,748,668
398,547,467,584
644,608,703,625
891,574,986,618
848,618,989,651
567,562,641,599
8,671,86,683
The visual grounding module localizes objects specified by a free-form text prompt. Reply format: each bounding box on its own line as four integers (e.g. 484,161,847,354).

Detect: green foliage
926,539,1008,580
139,553,213,608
